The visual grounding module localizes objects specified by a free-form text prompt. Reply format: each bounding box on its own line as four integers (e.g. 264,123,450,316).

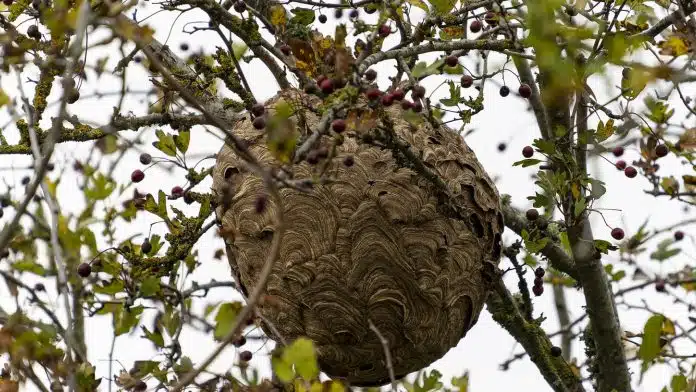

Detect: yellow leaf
658,36,689,57
662,317,676,335
571,182,580,199
270,5,286,28
0,90,9,107
595,119,614,142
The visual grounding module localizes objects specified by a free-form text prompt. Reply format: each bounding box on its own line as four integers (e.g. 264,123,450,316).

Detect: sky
1,1,695,391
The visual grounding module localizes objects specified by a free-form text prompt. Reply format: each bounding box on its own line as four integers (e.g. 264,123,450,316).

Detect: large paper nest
212,88,504,386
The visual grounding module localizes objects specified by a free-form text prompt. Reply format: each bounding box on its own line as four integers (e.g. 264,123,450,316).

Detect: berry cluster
532,266,544,296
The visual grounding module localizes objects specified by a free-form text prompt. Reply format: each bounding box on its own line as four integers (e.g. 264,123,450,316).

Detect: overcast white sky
1,1,696,391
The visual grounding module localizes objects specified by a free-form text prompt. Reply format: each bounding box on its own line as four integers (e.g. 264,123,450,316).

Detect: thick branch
487,275,584,392
500,199,578,280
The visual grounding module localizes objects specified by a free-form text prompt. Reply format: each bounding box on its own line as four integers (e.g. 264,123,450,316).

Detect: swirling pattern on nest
212,89,503,386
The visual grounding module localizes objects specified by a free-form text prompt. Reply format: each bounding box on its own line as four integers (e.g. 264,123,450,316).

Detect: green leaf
84,173,116,201
140,277,161,296
141,326,165,348
284,337,319,380
153,129,177,157
406,0,428,12
525,237,549,253
650,239,681,262
533,139,556,155
173,129,190,153
670,374,688,392
638,314,665,365
513,159,543,168
573,197,587,218
114,305,144,336
290,7,315,25
411,60,443,78
12,260,46,275
130,360,159,378
439,81,461,107
232,43,248,61
595,119,615,142
272,356,295,383
590,179,606,200
429,0,456,15
214,302,242,340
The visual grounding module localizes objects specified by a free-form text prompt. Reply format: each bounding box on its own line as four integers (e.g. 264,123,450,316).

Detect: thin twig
368,319,398,392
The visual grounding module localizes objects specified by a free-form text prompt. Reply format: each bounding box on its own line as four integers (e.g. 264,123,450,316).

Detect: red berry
655,279,666,292
316,74,327,84
461,75,473,88
366,88,382,100
131,170,145,183
171,186,184,197
674,231,684,241
624,166,637,178
518,84,532,98
532,285,543,296
401,100,414,110
412,101,423,112
612,146,624,157
470,20,482,33
320,78,334,94
615,160,627,170
378,24,391,37
332,119,346,133
655,144,669,158
445,55,458,67
392,89,405,101
380,94,394,106
77,263,92,277
522,145,534,158
535,267,545,278
611,227,625,240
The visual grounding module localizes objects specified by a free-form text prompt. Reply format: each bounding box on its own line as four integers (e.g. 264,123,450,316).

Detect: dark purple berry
332,119,346,133
550,346,562,357
499,85,510,97
532,285,543,296
624,166,637,178
655,144,669,158
139,153,152,165
131,170,145,183
461,75,473,88
240,350,253,361
535,267,545,278
445,55,458,67
522,145,534,158
470,20,482,33
77,263,92,277
674,231,684,241
612,146,624,157
615,160,626,170
251,103,265,117
365,69,377,81
253,116,266,130
518,84,532,98
526,208,539,221
318,14,327,23
611,227,625,240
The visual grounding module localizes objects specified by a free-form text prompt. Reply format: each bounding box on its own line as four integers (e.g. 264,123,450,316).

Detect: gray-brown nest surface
212,89,503,386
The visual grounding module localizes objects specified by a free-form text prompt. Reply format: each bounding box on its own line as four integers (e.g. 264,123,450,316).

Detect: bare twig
368,319,398,392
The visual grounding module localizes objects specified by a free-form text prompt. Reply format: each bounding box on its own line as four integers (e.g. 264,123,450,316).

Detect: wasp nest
212,89,503,386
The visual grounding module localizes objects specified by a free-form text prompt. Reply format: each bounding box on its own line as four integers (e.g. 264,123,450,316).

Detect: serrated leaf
153,129,177,157
595,119,615,142
290,7,315,26
430,0,457,14
141,326,165,348
173,129,190,153
140,276,161,296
